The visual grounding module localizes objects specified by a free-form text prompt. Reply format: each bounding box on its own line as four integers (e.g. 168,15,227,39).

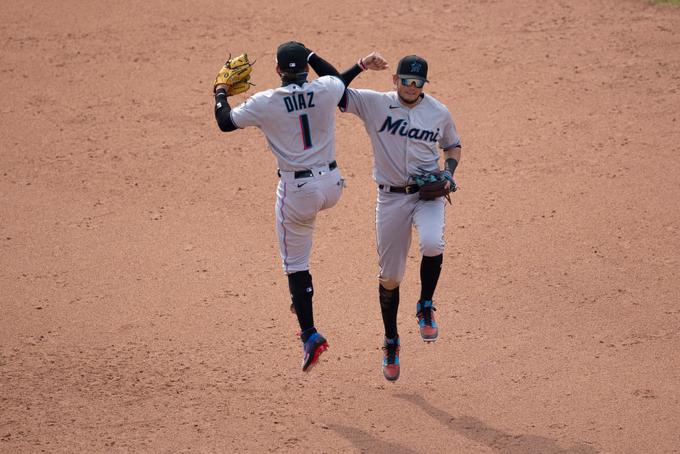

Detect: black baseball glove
414,170,457,203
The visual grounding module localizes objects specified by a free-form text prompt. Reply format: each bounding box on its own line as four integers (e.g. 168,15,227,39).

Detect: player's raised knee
378,276,401,291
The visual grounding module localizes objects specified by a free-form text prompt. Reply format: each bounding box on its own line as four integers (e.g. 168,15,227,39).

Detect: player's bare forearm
443,146,461,191
443,146,461,168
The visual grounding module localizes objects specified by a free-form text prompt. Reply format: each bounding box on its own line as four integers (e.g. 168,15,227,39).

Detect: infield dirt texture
2,0,679,452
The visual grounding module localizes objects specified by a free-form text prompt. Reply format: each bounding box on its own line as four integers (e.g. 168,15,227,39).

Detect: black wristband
445,158,458,175
215,88,227,98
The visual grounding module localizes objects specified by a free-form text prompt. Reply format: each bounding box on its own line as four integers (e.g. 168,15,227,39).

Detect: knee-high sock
379,285,400,339
420,254,443,302
288,271,314,337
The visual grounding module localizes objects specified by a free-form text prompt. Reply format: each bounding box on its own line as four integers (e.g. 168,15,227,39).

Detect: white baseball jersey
341,88,461,288
226,75,346,274
341,89,460,186
230,75,346,171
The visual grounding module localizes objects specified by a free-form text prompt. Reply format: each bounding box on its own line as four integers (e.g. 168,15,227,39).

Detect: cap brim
398,74,429,83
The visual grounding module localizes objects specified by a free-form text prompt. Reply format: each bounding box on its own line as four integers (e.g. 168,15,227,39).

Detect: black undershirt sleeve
340,64,363,87
309,54,366,110
308,53,364,87
214,89,238,132
307,53,341,81
308,53,367,108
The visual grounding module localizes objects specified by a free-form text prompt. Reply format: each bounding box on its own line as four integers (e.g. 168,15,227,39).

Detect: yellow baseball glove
213,53,254,96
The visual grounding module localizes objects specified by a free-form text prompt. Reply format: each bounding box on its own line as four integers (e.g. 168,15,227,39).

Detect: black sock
288,271,314,336
379,285,400,339
420,254,443,301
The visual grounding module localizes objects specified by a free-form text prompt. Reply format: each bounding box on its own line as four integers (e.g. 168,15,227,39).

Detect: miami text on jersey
378,116,440,142
284,92,316,113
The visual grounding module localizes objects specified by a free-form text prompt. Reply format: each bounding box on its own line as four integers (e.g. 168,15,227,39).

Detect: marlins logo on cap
397,55,429,82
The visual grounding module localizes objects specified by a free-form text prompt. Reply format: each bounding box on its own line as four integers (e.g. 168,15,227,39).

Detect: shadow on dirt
394,393,599,454
327,424,419,454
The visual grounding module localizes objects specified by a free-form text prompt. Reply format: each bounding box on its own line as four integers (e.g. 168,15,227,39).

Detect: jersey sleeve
339,88,377,119
229,94,265,129
439,111,461,150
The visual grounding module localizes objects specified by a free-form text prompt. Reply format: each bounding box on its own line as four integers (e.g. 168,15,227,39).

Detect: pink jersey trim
280,183,289,273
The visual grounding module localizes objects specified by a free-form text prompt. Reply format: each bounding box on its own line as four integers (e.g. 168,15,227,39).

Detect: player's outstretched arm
336,51,389,110
306,48,388,88
307,52,342,80
339,51,388,86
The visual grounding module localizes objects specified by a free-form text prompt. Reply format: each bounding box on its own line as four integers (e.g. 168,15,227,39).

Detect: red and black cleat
301,332,328,372
416,300,439,342
382,336,401,381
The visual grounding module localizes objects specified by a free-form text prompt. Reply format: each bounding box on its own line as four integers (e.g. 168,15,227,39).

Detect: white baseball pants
375,188,446,289
275,166,344,274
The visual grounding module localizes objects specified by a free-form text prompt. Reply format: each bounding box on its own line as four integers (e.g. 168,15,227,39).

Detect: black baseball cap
276,42,309,74
396,55,429,82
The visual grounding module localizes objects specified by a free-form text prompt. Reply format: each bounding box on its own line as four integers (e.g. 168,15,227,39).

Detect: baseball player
333,55,462,381
213,42,387,373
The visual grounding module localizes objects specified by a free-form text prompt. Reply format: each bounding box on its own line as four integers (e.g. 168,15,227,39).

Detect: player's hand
443,170,458,192
361,52,389,71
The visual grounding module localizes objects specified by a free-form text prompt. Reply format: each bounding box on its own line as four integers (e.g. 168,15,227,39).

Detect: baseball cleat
382,336,400,381
416,300,438,342
301,332,328,372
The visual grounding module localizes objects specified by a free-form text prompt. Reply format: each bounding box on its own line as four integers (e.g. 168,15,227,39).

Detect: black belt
379,183,420,194
278,160,337,179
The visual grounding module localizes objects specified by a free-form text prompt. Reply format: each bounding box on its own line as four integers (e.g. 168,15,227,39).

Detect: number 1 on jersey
299,114,312,149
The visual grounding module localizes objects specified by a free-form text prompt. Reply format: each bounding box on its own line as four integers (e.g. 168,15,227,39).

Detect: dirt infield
2,0,679,452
